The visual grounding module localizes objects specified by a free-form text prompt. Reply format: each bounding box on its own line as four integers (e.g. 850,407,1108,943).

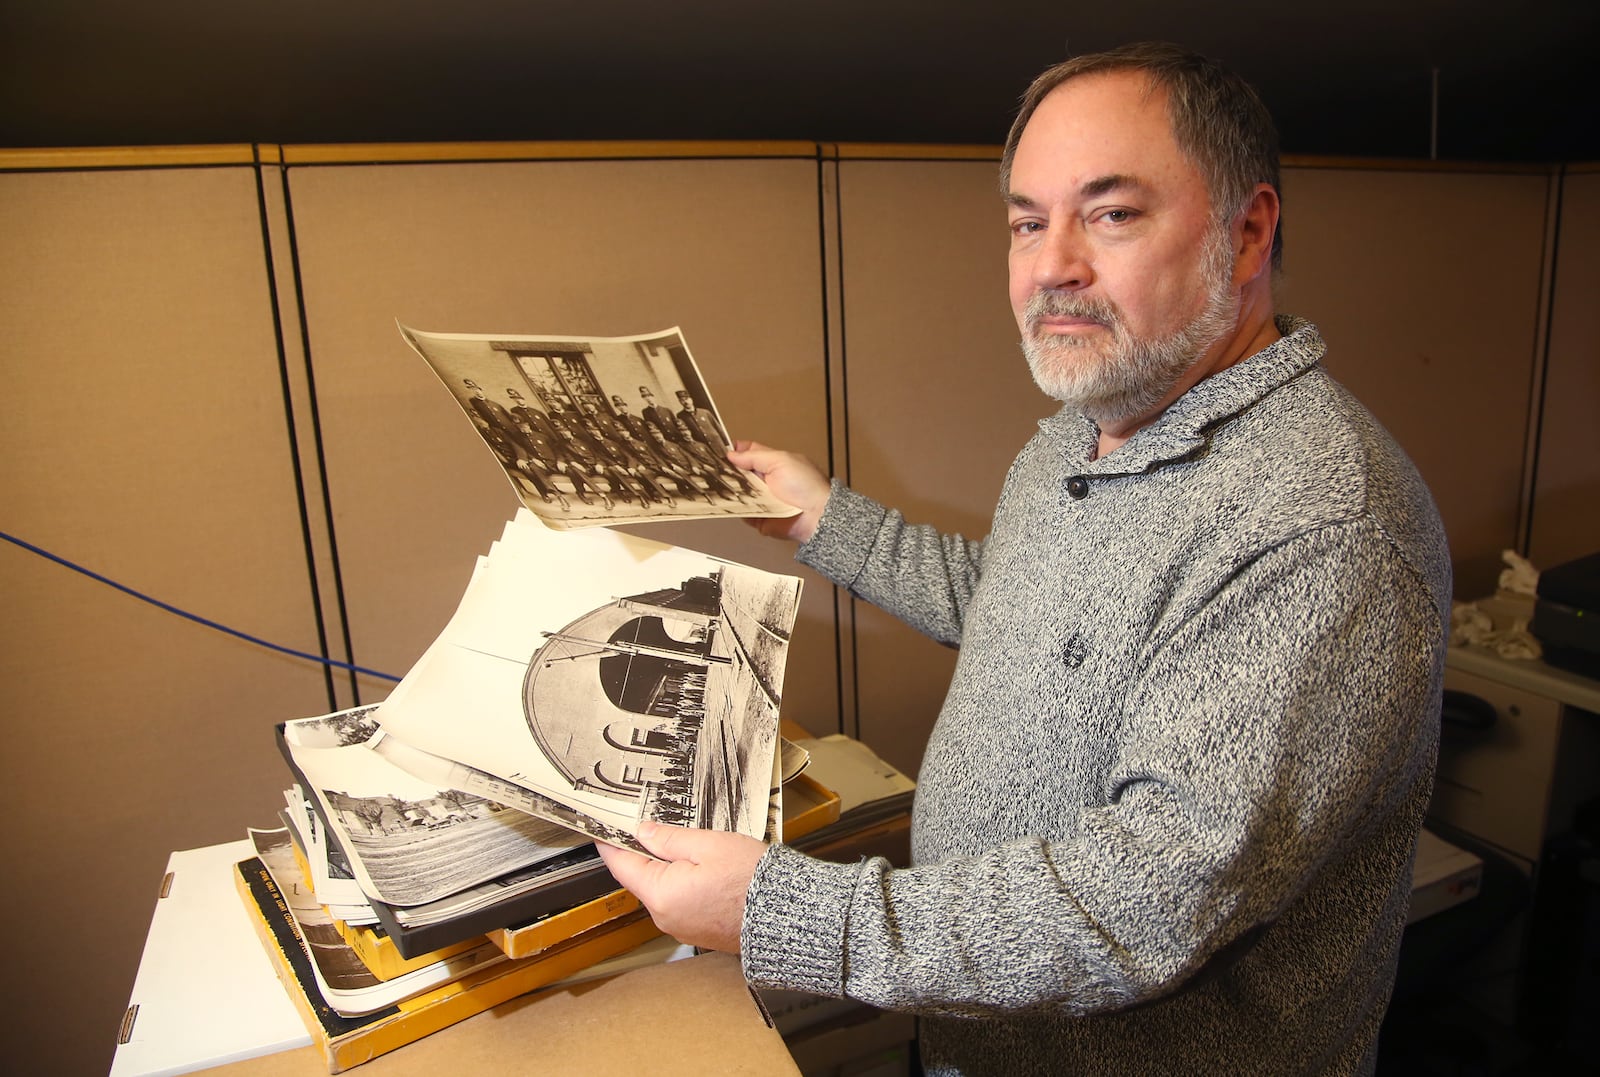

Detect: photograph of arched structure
280,705,591,908
522,562,795,837
369,511,803,845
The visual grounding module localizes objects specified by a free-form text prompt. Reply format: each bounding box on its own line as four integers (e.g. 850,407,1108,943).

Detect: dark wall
2,1,1596,160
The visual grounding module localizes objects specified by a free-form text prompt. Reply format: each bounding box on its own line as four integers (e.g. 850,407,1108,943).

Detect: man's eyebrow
1080,173,1145,198
1004,173,1148,209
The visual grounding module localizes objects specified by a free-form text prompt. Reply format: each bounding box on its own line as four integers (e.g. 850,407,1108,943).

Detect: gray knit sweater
740,318,1451,1075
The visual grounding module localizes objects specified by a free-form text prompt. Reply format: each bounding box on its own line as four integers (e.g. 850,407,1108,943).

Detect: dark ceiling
3,1,1597,162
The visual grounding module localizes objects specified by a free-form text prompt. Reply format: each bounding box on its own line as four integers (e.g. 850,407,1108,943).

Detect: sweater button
1066,477,1089,500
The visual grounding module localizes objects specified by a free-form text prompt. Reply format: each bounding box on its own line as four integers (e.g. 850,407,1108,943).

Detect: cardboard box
211,950,798,1076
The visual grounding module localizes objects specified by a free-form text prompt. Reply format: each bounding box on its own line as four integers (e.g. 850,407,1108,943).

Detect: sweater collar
1038,315,1325,473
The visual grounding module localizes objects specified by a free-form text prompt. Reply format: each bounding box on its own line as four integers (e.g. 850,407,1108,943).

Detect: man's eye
1011,220,1044,235
1100,209,1133,224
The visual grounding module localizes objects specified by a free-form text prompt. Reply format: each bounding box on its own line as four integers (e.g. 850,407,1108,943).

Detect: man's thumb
635,819,698,863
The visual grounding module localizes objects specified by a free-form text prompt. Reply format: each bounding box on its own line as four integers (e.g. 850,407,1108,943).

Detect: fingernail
638,819,656,839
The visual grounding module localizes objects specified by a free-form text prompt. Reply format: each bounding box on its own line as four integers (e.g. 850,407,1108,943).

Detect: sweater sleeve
743,519,1444,1018
796,482,986,647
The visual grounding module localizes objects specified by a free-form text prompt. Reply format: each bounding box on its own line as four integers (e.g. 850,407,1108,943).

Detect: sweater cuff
796,482,888,590
741,844,859,997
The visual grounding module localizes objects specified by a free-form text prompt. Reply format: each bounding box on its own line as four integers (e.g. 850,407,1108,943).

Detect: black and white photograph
281,786,375,923
399,323,799,530
280,706,588,908
375,509,803,844
247,825,511,1016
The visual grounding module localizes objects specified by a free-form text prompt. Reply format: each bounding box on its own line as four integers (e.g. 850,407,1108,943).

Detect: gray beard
1020,231,1237,429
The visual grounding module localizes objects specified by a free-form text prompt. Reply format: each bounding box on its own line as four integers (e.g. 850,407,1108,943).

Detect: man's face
1006,71,1239,428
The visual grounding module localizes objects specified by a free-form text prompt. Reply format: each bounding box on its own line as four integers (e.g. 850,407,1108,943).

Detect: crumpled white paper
1448,550,1544,659
1497,549,1540,597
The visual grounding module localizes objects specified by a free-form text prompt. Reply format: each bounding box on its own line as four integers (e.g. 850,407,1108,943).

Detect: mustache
1023,290,1121,330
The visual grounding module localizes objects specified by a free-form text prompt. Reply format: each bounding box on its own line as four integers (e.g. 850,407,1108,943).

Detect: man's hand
596,821,768,954
727,440,831,543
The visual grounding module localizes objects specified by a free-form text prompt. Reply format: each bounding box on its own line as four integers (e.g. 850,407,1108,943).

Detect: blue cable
1,528,401,682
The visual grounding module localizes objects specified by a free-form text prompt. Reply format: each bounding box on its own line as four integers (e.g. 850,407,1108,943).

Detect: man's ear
1233,183,1280,287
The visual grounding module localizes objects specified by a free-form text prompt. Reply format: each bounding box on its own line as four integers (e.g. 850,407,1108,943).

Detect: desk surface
1446,644,1600,713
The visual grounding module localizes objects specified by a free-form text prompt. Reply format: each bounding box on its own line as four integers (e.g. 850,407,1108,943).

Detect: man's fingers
725,442,775,474
597,826,766,954
596,822,702,895
595,839,665,897
632,819,701,863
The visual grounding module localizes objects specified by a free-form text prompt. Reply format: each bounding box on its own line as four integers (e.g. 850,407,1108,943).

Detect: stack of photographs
275,511,804,956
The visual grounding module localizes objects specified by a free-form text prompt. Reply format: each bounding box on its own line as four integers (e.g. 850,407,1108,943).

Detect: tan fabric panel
1530,169,1600,571
281,157,838,727
0,168,332,1076
1277,167,1553,598
836,159,1049,777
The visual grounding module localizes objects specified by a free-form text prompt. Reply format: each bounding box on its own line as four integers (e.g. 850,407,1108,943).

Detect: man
463,379,537,457
540,412,608,512
561,404,654,507
582,399,630,445
505,387,562,445
675,389,728,452
643,423,742,504
600,43,1449,1076
462,379,569,505
612,394,652,444
585,409,677,508
673,388,759,498
476,416,570,510
639,385,686,443
506,412,589,510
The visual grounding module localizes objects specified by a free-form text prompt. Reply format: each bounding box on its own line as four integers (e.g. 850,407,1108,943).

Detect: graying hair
999,42,1283,269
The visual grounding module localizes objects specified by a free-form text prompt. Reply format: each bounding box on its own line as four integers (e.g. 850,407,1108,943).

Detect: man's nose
1032,225,1094,292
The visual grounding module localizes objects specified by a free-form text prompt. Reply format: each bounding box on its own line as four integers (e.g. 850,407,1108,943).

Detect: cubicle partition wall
0,152,343,1075
1276,164,1558,594
1,142,1594,1077
1532,164,1600,572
